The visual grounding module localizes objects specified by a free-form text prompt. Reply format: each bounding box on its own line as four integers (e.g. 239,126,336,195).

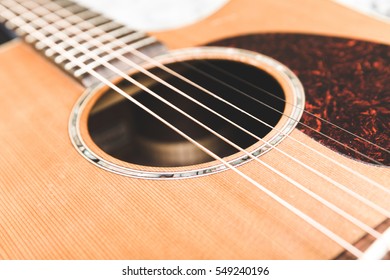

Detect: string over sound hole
87,59,285,167
70,47,305,178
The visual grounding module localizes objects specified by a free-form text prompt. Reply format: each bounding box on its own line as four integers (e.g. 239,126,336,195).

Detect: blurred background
75,0,390,31
1,0,389,44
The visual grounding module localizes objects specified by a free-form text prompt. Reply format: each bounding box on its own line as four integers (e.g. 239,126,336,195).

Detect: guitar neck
0,0,166,86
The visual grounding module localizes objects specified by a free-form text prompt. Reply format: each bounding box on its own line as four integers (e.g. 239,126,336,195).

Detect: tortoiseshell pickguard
209,34,389,165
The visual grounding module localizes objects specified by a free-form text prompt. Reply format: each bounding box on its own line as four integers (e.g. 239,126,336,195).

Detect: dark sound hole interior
87,59,286,167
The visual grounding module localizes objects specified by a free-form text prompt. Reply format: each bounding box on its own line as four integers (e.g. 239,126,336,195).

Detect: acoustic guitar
0,0,389,260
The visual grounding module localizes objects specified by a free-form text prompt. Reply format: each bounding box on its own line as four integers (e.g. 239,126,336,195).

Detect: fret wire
27,4,86,28
50,0,74,9
51,0,74,6
25,0,386,166
39,1,386,195
61,8,386,240
33,2,85,20
35,1,389,189
57,2,85,14
53,0,79,7
3,0,386,206
21,0,390,224
41,1,111,25
79,21,120,36
28,6,53,18
20,0,149,74
74,37,157,77
41,0,156,78
65,32,147,69
52,8,389,221
47,16,70,29
21,14,75,41
7,7,367,257
66,11,100,25
28,2,145,53
84,15,110,27
5,3,25,15
35,1,141,43
17,0,38,10
24,7,390,245
50,33,84,45
3,0,390,258
93,21,123,33
53,5,81,18
106,26,134,39
50,13,120,40
55,34,145,63
65,33,145,66
54,31,145,65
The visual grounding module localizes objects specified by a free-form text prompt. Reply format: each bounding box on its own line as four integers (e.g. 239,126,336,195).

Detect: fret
54,5,83,18
51,0,75,7
65,10,100,25
19,0,41,10
29,4,88,29
73,37,157,78
48,0,74,9
52,30,144,65
0,0,166,86
45,35,87,57
1,8,24,30
64,32,148,70
104,26,133,39
35,3,135,46
83,15,110,27
30,6,55,18
79,20,124,37
60,28,130,56
5,3,25,15
53,4,85,18
16,9,36,23
68,32,140,64
56,2,85,15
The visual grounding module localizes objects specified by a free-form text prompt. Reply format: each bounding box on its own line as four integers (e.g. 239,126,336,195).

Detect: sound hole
87,59,285,167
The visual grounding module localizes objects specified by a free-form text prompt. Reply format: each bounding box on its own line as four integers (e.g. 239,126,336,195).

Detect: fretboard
0,0,166,86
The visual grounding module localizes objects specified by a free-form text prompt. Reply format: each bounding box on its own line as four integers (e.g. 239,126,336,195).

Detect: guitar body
0,0,389,259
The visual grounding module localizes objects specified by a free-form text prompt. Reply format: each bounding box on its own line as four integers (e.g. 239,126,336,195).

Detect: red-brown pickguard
209,33,390,165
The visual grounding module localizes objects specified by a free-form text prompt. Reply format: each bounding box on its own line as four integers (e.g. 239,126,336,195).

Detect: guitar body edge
0,41,388,259
152,0,390,49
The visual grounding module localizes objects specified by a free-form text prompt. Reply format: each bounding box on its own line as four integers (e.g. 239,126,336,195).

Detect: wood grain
207,33,390,165
0,41,388,259
0,0,389,259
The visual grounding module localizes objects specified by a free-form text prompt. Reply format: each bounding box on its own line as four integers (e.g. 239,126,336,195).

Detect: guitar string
7,0,380,165
24,0,390,197
39,0,387,166
4,4,390,259
0,6,367,259
35,0,390,180
43,0,389,165
20,15,390,239
6,0,390,250
9,0,390,258
13,1,390,260
200,60,390,154
7,0,390,249
182,61,386,165
9,0,390,222
3,0,390,237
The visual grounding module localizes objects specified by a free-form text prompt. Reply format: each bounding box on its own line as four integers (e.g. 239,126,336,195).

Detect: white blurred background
76,0,390,31
76,0,228,31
